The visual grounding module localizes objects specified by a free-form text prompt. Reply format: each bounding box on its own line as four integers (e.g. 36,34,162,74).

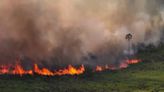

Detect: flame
34,64,54,76
95,66,103,72
54,65,85,75
95,65,115,72
95,59,141,72
0,59,141,76
0,65,9,74
12,64,32,76
126,59,141,64
0,63,85,76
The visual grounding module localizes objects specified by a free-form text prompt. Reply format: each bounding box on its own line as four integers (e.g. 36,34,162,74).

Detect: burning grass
0,59,163,92
0,63,85,76
0,59,141,76
0,46,164,92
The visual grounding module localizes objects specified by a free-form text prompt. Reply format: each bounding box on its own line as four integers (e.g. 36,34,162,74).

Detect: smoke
0,0,163,66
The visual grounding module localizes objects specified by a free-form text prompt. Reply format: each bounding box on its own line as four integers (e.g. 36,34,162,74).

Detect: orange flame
0,63,85,76
95,59,141,72
11,63,33,76
0,65,9,74
95,66,103,72
34,64,54,76
126,59,141,64
54,65,85,75
0,59,141,76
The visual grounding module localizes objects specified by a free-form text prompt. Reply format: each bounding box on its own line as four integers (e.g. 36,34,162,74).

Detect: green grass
0,46,164,92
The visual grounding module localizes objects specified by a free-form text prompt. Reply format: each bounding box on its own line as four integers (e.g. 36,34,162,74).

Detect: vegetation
0,45,164,92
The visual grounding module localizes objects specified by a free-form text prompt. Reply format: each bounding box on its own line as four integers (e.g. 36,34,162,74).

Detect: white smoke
0,0,163,66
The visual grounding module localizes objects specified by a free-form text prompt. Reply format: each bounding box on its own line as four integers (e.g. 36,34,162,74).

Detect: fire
126,59,141,64
0,63,85,76
95,59,141,72
96,66,103,72
0,65,9,74
12,64,33,76
34,64,54,76
95,65,116,72
0,59,141,76
55,65,85,75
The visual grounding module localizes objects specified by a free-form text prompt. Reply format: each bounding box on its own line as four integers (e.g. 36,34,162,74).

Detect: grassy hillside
0,46,164,92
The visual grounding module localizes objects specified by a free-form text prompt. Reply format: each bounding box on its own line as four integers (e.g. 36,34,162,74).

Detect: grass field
0,46,164,92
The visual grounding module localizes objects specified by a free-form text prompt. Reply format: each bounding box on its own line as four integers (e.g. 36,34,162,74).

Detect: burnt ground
0,45,164,92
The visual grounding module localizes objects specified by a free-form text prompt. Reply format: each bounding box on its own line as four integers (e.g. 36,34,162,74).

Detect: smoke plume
0,0,163,66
